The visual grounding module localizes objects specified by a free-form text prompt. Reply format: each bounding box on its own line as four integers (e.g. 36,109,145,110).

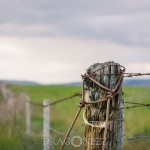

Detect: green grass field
0,85,150,150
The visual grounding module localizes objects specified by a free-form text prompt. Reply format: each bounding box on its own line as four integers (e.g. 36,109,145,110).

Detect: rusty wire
84,71,124,94
123,102,150,109
124,72,150,77
90,63,150,78
25,92,82,108
82,69,125,150
60,79,85,150
123,135,150,141
102,92,112,150
90,71,150,78
25,68,150,150
1,65,150,149
106,101,150,110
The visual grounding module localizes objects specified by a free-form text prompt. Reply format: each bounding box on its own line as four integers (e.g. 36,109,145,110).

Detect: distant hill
57,82,82,86
0,79,150,86
123,79,150,86
0,80,39,85
59,79,150,86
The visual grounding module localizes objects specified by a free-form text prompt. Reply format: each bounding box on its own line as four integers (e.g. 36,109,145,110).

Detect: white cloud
0,36,150,83
126,63,150,72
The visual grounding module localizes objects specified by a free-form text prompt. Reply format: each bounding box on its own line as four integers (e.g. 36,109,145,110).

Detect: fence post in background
43,99,50,150
26,96,31,136
84,61,124,150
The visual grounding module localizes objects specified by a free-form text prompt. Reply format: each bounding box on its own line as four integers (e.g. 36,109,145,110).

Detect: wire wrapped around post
83,61,125,150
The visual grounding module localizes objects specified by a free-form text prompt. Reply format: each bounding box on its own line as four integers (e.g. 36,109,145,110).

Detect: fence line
1,70,150,150
24,70,150,150
25,92,81,108
25,93,150,110
8,83,150,149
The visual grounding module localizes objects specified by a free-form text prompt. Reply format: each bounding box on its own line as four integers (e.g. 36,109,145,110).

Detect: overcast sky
0,0,150,84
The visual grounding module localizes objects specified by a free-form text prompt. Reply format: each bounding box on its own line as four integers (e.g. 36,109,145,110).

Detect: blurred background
0,0,150,150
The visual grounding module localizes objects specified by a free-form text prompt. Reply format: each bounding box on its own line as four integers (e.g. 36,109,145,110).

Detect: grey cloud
1,0,150,23
0,0,150,47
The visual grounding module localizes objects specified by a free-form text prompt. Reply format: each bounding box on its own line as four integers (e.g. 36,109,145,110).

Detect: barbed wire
25,92,82,108
70,123,85,137
125,101,150,106
1,91,149,111
1,71,150,108
1,71,150,149
48,93,82,106
124,73,150,77
90,64,150,77
49,126,65,135
49,123,85,136
48,125,150,142
121,105,150,110
91,72,150,77
124,135,150,141
21,95,150,110
123,101,150,110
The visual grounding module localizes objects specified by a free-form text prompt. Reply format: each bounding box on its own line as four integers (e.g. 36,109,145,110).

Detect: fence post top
43,99,50,105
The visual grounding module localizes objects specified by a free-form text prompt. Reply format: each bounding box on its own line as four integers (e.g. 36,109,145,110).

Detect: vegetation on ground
0,85,150,150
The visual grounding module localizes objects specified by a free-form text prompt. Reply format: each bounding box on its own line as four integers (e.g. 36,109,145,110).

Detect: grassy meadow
0,85,150,150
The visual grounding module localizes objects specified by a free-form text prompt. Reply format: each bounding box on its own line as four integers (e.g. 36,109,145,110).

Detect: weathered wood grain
84,61,124,150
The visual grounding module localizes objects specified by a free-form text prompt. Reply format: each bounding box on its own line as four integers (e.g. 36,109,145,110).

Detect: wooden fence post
116,93,124,150
43,99,50,150
26,96,31,136
84,61,124,150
